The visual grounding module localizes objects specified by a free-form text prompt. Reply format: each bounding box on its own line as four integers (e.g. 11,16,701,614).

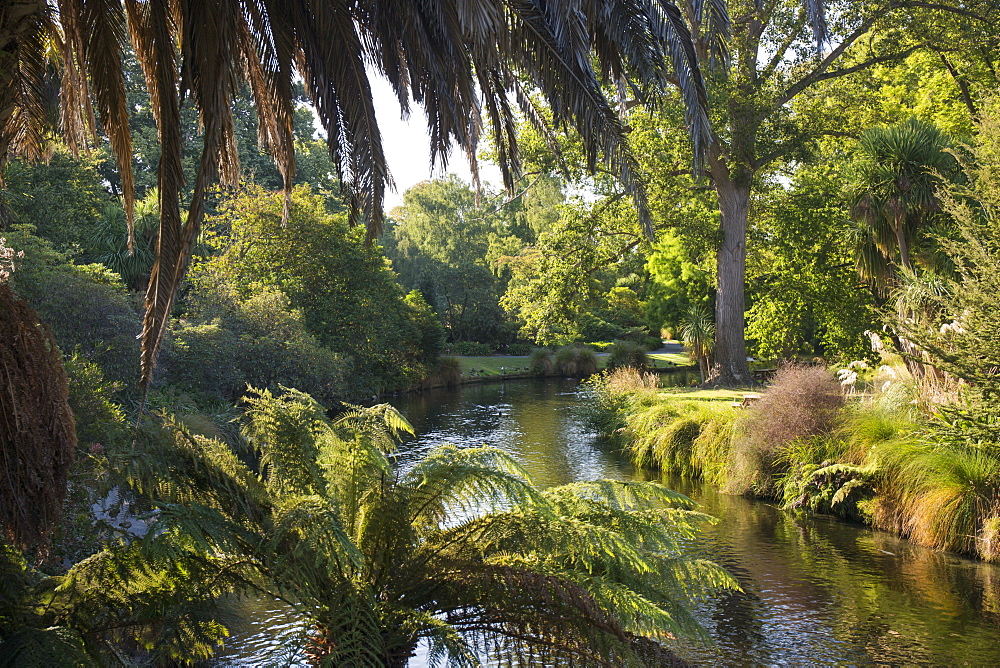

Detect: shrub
728,364,844,498
63,353,128,450
578,313,625,342
529,349,553,377
504,342,533,356
605,340,649,371
447,341,495,356
554,345,598,378
7,226,141,386
197,186,434,397
163,283,348,405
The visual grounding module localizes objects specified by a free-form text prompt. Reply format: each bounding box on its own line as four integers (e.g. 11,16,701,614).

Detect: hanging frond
0,283,76,551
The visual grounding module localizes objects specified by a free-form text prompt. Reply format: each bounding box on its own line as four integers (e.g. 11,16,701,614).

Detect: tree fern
91,386,736,665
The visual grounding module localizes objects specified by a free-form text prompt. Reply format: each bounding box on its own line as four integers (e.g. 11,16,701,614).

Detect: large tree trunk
708,155,755,387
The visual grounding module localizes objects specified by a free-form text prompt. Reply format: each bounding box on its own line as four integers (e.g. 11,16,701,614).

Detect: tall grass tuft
529,349,554,376
554,345,598,378
578,368,658,441
624,400,736,481
605,340,649,372
435,356,463,387
837,407,916,464
871,436,1000,560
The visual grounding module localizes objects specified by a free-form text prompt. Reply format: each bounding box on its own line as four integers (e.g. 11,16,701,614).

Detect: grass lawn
456,356,532,376
455,350,695,377
648,352,691,366
657,388,747,402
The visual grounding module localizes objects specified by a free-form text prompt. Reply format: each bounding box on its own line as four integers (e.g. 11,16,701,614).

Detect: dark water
218,378,1000,666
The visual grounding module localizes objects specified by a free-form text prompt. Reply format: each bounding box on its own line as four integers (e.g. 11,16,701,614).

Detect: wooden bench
731,393,762,408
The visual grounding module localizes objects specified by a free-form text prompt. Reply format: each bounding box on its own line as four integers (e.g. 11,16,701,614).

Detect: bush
553,345,598,378
63,353,128,450
504,342,533,356
578,313,625,342
447,341,495,356
605,340,649,371
728,364,844,498
163,282,348,406
197,186,434,398
528,349,553,376
7,226,141,386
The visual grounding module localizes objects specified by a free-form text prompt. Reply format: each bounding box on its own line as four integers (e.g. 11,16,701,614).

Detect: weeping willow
119,387,737,666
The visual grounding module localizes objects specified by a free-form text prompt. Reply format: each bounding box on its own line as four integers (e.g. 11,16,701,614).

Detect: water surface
218,378,1000,665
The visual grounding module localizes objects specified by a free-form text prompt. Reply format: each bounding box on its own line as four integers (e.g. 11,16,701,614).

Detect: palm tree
848,118,957,289
123,387,736,665
681,304,715,383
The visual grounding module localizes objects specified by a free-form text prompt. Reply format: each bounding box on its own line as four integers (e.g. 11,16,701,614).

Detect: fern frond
269,495,362,579
403,445,541,528
242,387,329,497
332,403,414,454
0,626,93,667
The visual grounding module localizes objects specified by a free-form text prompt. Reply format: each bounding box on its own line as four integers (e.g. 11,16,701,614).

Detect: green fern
100,386,737,664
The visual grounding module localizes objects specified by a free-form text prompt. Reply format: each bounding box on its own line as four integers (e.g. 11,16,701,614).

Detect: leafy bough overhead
0,0,736,390
122,387,738,665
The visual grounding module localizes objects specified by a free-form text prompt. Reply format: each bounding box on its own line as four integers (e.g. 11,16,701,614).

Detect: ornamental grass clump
605,340,649,372
578,368,659,441
435,355,463,387
728,364,844,498
867,433,1000,561
624,400,735,482
554,345,598,378
528,348,553,376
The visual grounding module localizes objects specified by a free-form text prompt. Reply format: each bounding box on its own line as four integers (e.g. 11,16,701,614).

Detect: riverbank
582,365,1000,563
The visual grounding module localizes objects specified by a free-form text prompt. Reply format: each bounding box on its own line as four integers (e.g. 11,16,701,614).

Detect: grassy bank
582,366,1000,562
455,347,691,379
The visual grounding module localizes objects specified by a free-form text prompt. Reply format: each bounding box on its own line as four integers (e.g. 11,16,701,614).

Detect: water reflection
390,378,636,488
217,378,1000,666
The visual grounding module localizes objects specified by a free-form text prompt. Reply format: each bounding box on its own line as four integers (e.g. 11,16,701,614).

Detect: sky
369,74,503,211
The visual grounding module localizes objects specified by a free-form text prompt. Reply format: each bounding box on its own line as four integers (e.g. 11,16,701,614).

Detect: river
217,378,1000,665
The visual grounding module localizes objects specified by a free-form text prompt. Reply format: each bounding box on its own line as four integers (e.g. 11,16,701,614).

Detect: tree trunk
893,221,911,270
708,169,755,387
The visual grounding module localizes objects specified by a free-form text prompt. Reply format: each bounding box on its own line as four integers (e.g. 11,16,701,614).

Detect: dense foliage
181,186,437,399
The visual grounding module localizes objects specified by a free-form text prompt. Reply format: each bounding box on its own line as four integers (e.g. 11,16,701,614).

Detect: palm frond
78,0,135,244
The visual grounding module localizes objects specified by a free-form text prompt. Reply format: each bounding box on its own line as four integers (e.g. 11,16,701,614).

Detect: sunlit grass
657,388,745,402
456,350,694,376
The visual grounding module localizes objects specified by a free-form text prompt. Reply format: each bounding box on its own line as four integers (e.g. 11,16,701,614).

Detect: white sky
369,75,503,211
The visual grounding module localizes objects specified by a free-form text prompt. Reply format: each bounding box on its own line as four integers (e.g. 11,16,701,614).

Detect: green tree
127,387,737,665
192,185,429,397
2,149,112,255
385,177,509,344
746,160,877,361
655,0,998,384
